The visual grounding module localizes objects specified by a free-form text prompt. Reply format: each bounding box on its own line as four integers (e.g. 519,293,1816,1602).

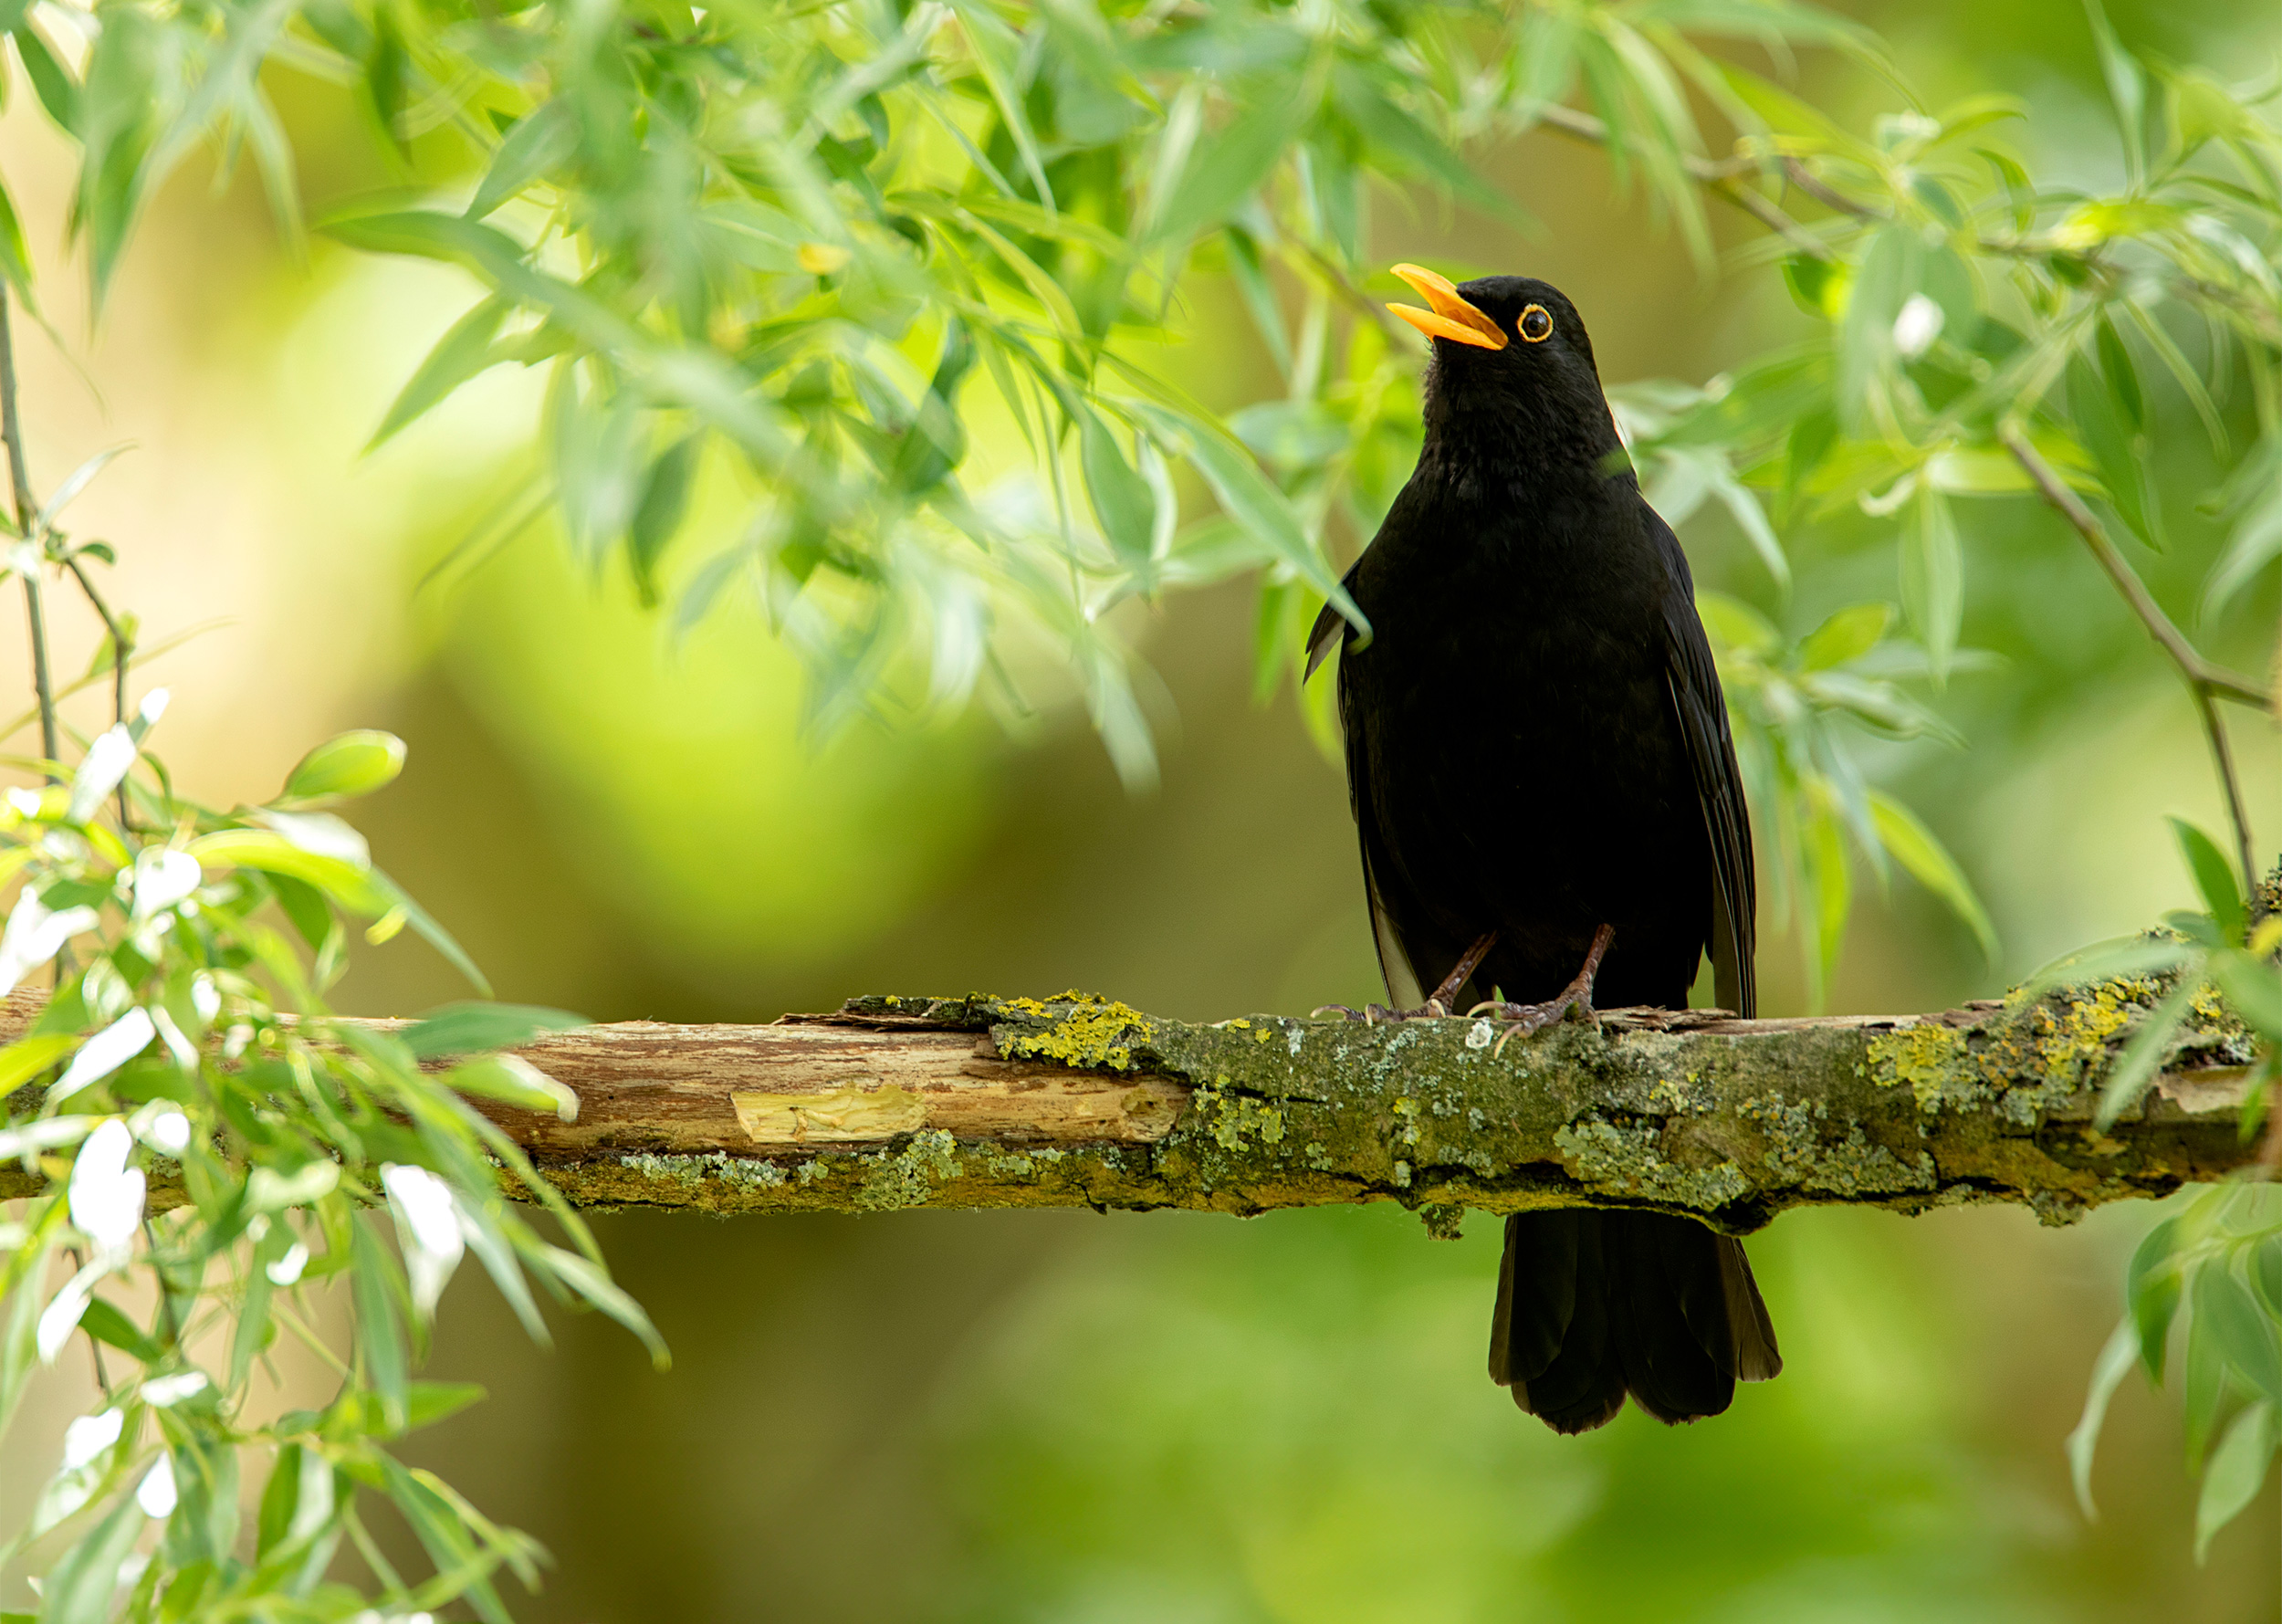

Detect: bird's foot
1469,924,1616,1057
1312,998,1457,1023
1314,932,1498,1024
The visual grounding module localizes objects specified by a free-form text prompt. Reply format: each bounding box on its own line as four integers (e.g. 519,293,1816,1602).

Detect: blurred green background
7,0,2282,1615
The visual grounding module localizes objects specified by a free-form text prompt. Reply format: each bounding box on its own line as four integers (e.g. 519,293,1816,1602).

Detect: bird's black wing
1649,508,1757,1020
1309,581,1426,1010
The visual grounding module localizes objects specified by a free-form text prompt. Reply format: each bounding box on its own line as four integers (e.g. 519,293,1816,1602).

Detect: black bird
1307,265,1781,1433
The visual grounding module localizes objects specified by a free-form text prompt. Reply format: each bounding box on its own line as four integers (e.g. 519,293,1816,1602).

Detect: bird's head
1386,265,1621,472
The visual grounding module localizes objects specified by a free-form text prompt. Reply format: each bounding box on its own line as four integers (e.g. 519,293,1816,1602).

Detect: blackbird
1306,265,1782,1433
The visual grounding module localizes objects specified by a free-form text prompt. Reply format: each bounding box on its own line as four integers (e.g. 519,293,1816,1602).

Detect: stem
0,286,56,779
65,554,133,825
1532,104,1836,260
2005,425,2267,904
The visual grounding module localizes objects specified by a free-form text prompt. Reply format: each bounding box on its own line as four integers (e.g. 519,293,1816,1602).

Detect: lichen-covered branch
1,986,2259,1229
15,985,2249,1232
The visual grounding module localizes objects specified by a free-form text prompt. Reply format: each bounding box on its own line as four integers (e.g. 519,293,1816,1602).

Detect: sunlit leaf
1868,791,1998,959
2196,1399,2276,1561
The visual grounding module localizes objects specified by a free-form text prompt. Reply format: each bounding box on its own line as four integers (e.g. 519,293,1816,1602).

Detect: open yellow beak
1387,264,1508,351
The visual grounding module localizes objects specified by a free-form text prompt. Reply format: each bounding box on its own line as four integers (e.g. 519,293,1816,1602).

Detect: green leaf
2196,1263,2282,1405
281,729,408,805
1080,411,1157,567
628,434,704,609
1797,603,1890,670
1148,80,1311,243
400,1002,586,1061
405,1379,487,1430
946,0,1056,210
36,1492,146,1624
1836,227,1916,436
2171,817,2246,943
2067,349,2162,549
256,1443,302,1557
372,866,493,998
0,173,33,296
1900,483,1962,682
12,20,79,132
2095,976,2202,1130
351,1216,410,1431
319,210,529,278
2206,949,2282,1038
2197,1399,2276,1561
0,1033,79,1094
370,299,512,450
468,103,574,219
1782,254,1849,321
187,830,390,917
2199,482,2282,623
1127,400,1364,634
445,1054,579,1122
78,1295,161,1363
1867,791,1998,960
535,1244,669,1370
2067,1316,2141,1517
2081,0,2148,186
2094,314,2143,432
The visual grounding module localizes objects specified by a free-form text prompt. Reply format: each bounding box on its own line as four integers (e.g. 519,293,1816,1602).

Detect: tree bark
2,986,2258,1230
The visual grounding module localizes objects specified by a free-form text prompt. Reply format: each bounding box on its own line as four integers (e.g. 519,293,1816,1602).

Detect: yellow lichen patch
1224,1018,1251,1029
997,992,1156,1071
2028,979,2157,1089
1868,1023,1973,1113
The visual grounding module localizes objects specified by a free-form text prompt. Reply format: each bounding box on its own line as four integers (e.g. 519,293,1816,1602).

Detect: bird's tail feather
1492,1210,1779,1432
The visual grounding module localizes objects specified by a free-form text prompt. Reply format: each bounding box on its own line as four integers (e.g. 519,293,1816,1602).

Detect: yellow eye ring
1518,304,1554,343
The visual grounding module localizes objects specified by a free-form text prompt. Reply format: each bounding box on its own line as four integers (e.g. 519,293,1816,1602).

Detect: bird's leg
1315,932,1497,1022
1470,924,1616,1054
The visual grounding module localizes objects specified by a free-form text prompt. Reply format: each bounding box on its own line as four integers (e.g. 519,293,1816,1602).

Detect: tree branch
5,989,2249,1229
2004,425,2267,900
0,286,58,778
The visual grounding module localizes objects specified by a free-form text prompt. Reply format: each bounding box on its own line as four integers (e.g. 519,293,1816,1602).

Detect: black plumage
1309,268,1782,1432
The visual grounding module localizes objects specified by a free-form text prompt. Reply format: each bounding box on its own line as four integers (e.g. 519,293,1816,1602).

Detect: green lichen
1192,1084,1288,1150
1553,1118,1752,1213
612,1151,789,1190
856,1128,963,1210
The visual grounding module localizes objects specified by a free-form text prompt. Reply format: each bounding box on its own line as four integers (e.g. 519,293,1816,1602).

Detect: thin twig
1531,104,1836,260
0,287,57,780
64,554,133,825
2005,424,2267,902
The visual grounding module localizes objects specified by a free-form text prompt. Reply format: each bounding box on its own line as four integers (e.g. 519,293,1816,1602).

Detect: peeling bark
2,985,2258,1229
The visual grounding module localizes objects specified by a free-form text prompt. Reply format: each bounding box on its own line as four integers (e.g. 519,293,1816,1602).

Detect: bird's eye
1518,305,1554,343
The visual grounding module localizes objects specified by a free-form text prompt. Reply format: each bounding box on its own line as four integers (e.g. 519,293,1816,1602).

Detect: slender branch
2004,425,2266,897
0,286,56,780
63,554,133,824
7,990,2250,1226
1531,105,1837,260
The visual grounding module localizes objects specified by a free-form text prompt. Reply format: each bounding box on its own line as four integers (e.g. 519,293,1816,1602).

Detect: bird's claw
1313,1000,1452,1023
1467,923,1616,1056
1467,992,1594,1056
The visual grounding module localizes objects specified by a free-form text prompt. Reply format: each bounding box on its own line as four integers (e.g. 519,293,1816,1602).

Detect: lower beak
1387,264,1508,351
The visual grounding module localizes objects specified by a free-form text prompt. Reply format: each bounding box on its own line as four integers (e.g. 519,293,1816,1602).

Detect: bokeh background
6,0,2282,1616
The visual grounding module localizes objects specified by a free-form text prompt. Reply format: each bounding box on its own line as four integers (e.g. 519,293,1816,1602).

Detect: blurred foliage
0,676,660,1619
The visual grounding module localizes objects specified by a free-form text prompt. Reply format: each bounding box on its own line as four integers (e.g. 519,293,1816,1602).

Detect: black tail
1489,1210,1781,1433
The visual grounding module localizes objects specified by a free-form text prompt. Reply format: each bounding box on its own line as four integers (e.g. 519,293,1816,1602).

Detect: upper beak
1387,264,1508,351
